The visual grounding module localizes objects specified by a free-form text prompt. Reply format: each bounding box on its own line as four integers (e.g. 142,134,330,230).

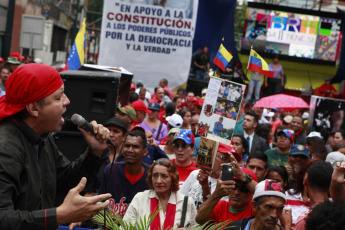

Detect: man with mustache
228,179,288,230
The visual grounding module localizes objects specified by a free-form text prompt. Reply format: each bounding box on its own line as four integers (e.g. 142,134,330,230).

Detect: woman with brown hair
123,158,197,229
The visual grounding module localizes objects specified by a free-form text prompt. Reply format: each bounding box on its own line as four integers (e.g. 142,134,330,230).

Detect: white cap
307,131,322,139
302,112,309,119
166,114,183,128
201,88,208,95
283,115,293,124
325,151,345,163
253,180,287,203
263,108,274,117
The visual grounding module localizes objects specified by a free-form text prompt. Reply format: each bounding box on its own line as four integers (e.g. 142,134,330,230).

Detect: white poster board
99,0,198,92
197,77,246,145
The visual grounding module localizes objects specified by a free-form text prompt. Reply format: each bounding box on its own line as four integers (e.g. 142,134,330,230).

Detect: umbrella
253,94,309,110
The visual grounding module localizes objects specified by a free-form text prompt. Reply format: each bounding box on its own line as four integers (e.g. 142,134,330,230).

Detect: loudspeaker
187,76,209,97
55,70,132,161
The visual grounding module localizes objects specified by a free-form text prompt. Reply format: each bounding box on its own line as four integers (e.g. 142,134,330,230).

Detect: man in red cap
196,162,258,225
131,99,151,127
180,143,242,209
0,57,5,67
0,63,112,229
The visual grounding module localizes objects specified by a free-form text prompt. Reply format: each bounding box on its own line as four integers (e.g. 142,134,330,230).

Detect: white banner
99,0,198,92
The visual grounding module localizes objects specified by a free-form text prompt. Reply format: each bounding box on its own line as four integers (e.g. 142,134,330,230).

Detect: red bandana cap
0,63,63,121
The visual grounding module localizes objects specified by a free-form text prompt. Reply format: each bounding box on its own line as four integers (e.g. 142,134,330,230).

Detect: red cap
130,82,136,90
131,125,145,133
131,100,151,114
10,52,24,60
217,143,242,162
188,96,197,102
235,168,258,182
195,99,204,106
0,57,4,63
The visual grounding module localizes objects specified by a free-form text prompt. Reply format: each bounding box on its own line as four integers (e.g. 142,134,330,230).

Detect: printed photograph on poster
197,77,246,145
309,96,345,142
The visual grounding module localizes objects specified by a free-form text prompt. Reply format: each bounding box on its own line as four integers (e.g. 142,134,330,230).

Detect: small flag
64,19,86,70
213,44,233,72
247,49,274,78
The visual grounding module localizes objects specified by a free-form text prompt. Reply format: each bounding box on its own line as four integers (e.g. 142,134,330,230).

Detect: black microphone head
71,114,85,126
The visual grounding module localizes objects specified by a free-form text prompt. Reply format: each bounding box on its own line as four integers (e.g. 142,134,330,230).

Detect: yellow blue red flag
64,19,86,70
213,44,233,72
247,49,274,78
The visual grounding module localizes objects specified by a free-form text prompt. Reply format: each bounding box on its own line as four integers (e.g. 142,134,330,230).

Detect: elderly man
0,64,111,229
228,179,289,230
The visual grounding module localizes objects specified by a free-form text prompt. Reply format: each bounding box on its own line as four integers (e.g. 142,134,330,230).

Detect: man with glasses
180,143,242,209
195,166,258,225
265,129,294,168
172,129,198,186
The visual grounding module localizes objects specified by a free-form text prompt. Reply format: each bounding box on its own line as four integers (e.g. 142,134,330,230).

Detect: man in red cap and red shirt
131,99,151,127
180,143,242,209
196,160,258,225
0,63,112,229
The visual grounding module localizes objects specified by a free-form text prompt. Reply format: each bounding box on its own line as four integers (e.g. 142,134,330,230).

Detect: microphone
71,114,113,145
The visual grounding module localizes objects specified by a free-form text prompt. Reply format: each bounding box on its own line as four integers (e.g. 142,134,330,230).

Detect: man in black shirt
193,46,210,80
0,63,111,229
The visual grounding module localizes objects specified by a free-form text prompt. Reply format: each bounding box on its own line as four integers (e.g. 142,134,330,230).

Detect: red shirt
159,136,168,145
210,200,255,224
125,169,145,185
172,159,198,185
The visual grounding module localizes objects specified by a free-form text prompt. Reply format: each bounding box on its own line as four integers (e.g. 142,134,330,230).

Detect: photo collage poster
197,77,246,145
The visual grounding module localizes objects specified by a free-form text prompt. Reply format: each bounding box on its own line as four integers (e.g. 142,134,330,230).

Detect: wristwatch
242,174,252,185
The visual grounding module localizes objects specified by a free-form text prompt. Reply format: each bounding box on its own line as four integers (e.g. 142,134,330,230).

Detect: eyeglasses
173,143,189,149
216,155,230,162
234,184,250,193
277,136,290,141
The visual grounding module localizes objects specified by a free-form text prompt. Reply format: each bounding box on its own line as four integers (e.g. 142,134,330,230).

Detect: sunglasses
216,155,230,162
173,143,189,149
234,184,250,193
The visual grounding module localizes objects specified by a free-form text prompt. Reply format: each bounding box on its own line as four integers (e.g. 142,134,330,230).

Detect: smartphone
221,164,233,181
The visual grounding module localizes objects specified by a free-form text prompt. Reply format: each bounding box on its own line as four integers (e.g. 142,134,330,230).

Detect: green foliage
92,208,232,229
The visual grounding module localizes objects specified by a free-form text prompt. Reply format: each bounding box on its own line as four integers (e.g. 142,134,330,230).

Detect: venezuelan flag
248,49,274,78
64,19,86,70
213,44,233,72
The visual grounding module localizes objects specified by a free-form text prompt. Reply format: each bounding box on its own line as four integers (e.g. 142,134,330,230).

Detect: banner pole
244,46,252,82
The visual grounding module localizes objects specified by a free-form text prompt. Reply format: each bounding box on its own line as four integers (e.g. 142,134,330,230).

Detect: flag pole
244,46,252,82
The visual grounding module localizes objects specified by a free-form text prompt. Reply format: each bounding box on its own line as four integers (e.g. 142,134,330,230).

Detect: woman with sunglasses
171,129,198,186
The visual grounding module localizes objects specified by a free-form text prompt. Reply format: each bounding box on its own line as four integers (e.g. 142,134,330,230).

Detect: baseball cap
188,96,197,103
130,82,136,90
117,105,136,121
289,144,310,158
136,80,143,87
283,115,293,124
131,125,145,133
131,100,151,114
271,108,278,112
229,103,234,107
325,77,330,81
148,102,160,111
263,108,274,117
302,112,309,120
0,57,4,63
234,168,258,182
253,179,287,202
217,143,242,162
307,131,322,139
6,56,20,65
173,129,195,145
104,117,128,134
10,52,24,60
166,114,183,128
201,88,208,95
326,151,345,163
277,129,294,142
195,99,204,106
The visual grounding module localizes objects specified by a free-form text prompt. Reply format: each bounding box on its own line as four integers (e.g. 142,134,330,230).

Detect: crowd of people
0,57,345,230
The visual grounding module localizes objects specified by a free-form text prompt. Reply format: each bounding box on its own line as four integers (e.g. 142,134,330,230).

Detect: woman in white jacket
123,158,197,229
